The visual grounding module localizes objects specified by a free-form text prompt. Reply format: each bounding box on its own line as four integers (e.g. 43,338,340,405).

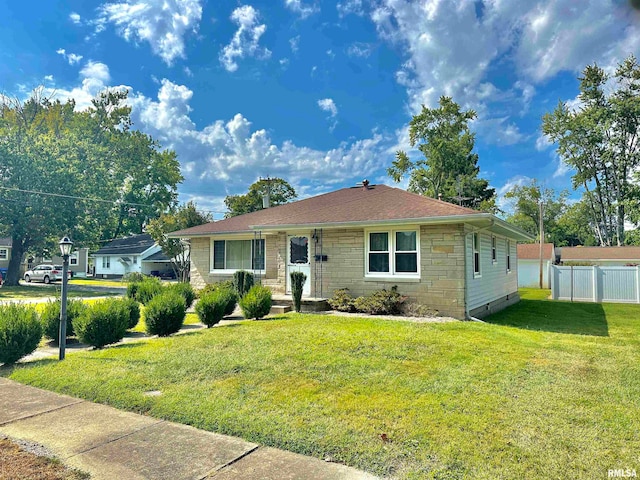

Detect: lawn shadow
486,299,609,337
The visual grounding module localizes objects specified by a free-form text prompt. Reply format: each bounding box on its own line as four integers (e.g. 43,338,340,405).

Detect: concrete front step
270,305,292,314
271,295,330,313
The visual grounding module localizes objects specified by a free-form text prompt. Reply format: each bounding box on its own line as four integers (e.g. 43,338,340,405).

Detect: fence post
570,266,574,302
592,266,597,303
637,265,640,304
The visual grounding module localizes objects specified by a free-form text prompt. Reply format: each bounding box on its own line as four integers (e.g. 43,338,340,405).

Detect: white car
23,265,71,284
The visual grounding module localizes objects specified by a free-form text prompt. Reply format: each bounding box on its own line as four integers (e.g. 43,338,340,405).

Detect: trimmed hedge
195,291,226,327
73,298,129,348
128,277,164,305
0,304,42,364
198,280,234,298
165,282,196,309
239,285,272,320
351,286,406,315
122,297,141,329
233,270,254,298
144,292,186,336
327,288,355,312
122,272,146,283
290,271,307,313
40,299,87,341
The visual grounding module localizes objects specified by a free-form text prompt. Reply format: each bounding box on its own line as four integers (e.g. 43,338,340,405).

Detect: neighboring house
560,246,640,266
92,234,172,278
169,184,532,319
0,237,11,280
517,243,555,288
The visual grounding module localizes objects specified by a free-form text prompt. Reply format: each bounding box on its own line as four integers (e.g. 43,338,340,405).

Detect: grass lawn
0,286,118,300
69,279,126,288
4,290,640,479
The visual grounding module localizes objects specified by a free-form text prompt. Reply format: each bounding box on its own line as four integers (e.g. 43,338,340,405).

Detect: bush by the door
239,285,272,319
290,271,307,313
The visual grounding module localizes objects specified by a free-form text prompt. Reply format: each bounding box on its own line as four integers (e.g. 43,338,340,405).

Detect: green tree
504,180,569,245
147,202,212,282
542,55,640,245
0,89,182,286
224,178,297,218
387,96,495,211
557,200,598,246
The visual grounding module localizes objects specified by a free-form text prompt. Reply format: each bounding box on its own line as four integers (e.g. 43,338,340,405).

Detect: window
212,239,265,272
491,236,497,263
506,240,511,272
70,256,78,266
102,256,110,269
473,233,481,276
366,230,418,276
132,256,137,264
0,249,7,260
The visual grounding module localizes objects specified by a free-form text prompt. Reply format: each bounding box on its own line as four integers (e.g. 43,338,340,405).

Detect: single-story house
0,237,11,279
169,183,532,319
559,246,640,266
517,243,555,288
92,234,173,278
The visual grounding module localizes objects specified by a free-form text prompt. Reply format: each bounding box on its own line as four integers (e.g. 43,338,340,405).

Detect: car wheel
43,275,51,284
24,274,31,283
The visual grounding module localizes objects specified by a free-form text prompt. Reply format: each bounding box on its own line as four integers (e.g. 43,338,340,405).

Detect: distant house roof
560,246,640,261
169,184,532,240
93,234,156,256
0,237,12,247
517,243,554,260
142,250,171,262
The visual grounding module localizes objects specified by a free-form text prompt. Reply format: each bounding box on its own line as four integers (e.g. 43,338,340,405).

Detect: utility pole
539,199,544,289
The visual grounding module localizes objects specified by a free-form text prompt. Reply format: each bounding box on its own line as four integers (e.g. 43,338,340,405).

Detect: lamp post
58,236,73,360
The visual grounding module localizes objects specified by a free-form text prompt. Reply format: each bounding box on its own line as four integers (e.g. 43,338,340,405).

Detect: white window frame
0,248,7,260
365,228,420,279
491,236,497,264
473,232,481,278
132,256,138,265
102,256,110,269
506,240,511,273
210,238,266,274
70,255,78,266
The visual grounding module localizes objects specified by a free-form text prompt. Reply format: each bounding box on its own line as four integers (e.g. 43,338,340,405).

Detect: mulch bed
0,438,88,480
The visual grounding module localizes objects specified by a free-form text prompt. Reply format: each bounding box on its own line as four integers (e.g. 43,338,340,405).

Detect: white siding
94,255,143,276
466,231,518,311
518,259,551,288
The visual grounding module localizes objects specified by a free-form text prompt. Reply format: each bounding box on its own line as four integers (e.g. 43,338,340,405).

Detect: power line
0,186,153,207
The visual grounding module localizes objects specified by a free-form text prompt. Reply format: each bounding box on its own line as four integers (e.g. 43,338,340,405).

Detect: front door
286,235,311,296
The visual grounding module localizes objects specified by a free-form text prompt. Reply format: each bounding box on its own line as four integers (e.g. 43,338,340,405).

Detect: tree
504,180,569,245
557,200,598,246
224,178,297,218
0,89,182,286
542,55,640,246
387,96,496,211
147,202,212,282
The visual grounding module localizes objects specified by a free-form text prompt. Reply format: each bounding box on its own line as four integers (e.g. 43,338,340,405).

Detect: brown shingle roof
171,185,480,236
560,246,640,261
517,243,554,260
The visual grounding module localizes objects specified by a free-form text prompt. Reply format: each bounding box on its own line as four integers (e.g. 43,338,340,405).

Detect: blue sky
2,0,639,218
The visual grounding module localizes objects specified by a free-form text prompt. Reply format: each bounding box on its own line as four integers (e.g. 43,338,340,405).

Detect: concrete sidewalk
0,378,376,480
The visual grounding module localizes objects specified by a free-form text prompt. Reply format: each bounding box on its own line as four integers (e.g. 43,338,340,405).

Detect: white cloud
553,154,571,178
56,48,84,65
96,0,202,66
536,134,552,152
337,0,364,17
346,42,372,58
69,12,81,24
284,0,319,19
183,66,193,77
497,175,533,214
219,5,271,72
44,75,54,82
317,98,338,131
289,35,300,53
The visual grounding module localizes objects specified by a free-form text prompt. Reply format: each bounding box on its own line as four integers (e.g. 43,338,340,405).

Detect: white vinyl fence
551,265,640,303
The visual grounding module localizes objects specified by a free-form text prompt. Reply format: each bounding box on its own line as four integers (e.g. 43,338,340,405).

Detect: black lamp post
58,236,73,360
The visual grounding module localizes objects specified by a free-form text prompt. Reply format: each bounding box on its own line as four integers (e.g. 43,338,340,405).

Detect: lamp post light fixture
58,236,73,360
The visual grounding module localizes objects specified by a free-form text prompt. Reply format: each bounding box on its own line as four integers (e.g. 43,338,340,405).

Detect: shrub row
328,286,406,315
127,277,195,308
0,304,42,365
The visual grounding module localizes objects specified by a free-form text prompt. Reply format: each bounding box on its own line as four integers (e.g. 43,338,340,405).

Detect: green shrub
40,299,87,341
198,280,234,298
144,292,186,336
0,304,42,364
233,270,254,298
328,288,355,312
195,291,226,327
239,285,272,320
126,282,139,301
122,297,141,329
74,299,129,348
122,272,146,283
219,288,238,316
352,286,406,315
165,282,196,309
133,277,164,305
290,271,307,313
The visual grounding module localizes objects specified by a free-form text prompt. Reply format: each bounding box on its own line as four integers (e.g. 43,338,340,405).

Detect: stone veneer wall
304,225,467,318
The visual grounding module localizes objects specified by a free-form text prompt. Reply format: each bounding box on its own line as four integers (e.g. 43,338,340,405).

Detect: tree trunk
4,238,25,286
